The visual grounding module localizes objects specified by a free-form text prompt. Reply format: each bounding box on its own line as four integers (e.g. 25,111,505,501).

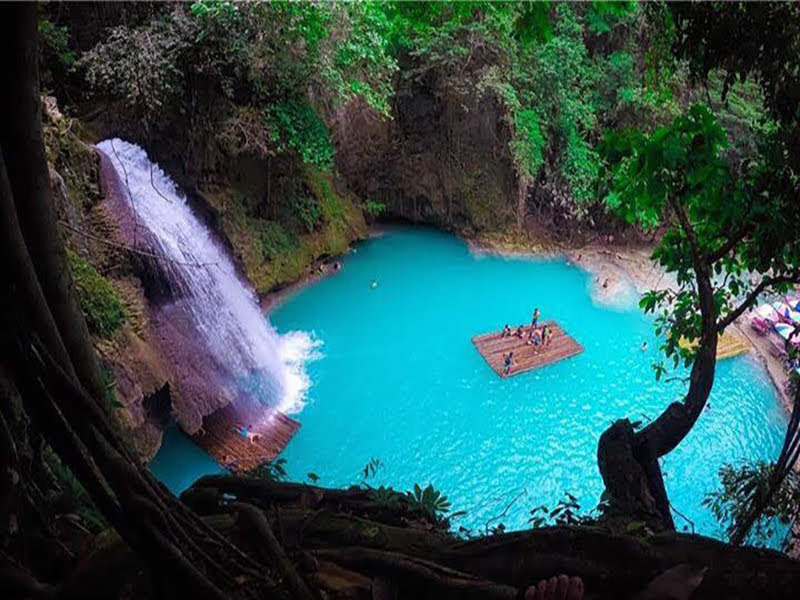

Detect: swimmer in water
641,341,648,351
371,279,378,289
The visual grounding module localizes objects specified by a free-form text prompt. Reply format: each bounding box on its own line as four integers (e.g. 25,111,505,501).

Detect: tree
0,5,266,598
670,1,800,165
599,104,800,528
660,1,800,543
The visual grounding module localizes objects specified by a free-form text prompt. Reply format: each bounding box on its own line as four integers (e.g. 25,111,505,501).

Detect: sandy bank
467,231,668,311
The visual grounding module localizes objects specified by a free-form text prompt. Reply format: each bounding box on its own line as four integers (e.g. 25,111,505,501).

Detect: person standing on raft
503,351,514,376
531,307,541,327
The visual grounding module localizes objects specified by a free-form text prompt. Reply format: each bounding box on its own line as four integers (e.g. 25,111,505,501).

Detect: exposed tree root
232,502,314,600
313,546,517,600
178,478,800,600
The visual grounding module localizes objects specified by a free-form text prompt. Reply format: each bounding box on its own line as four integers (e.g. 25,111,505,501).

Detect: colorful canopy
773,322,800,344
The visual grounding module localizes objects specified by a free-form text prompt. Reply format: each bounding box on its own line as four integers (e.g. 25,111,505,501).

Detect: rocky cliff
44,99,171,459
332,73,518,233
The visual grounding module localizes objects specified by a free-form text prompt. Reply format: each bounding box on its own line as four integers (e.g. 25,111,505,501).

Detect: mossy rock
203,168,367,294
460,167,513,231
67,249,127,338
43,109,102,213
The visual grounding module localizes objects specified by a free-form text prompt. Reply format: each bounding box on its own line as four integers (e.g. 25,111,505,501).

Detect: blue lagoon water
154,227,787,537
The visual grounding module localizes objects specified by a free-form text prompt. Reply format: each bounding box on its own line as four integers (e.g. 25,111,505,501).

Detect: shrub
258,221,296,260
67,250,127,338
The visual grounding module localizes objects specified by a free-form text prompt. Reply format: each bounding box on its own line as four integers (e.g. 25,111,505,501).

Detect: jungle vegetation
3,2,800,599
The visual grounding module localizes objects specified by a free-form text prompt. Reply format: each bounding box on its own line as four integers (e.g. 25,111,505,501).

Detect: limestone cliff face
84,102,368,297
331,72,518,233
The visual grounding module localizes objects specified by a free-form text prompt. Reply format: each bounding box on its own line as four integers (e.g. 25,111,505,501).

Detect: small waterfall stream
97,139,317,430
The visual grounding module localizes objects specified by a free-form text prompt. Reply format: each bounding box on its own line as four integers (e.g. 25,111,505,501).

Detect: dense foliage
55,1,736,229
36,0,800,553
379,1,683,220
704,462,800,551
79,1,395,170
605,104,800,372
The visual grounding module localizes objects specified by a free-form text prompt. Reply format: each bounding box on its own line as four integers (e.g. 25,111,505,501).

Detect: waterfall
97,139,318,429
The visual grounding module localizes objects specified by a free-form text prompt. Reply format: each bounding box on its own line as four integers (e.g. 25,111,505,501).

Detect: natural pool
152,227,787,538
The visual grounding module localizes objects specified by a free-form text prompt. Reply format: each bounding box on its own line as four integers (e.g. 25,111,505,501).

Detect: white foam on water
276,331,324,414
97,138,317,416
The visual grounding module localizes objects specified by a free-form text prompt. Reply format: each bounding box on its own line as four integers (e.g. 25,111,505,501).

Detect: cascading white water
97,139,318,421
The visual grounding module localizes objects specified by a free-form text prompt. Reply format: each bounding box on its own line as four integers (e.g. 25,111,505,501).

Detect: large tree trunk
0,3,107,403
598,217,719,530
637,270,719,457
0,6,269,599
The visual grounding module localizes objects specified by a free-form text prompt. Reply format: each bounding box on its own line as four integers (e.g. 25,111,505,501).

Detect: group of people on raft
500,308,552,375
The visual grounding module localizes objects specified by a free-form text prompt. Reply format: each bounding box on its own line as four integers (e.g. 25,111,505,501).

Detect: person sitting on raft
527,327,542,347
503,351,514,376
502,324,512,337
531,307,541,327
515,324,525,338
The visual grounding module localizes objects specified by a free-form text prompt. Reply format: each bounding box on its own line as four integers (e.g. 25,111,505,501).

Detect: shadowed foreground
151,475,798,599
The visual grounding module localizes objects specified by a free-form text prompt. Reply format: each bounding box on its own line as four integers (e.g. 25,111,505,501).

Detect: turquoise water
152,227,787,538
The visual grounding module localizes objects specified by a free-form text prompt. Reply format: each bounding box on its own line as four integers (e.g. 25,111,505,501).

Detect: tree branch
706,224,752,264
669,200,707,280
716,272,800,332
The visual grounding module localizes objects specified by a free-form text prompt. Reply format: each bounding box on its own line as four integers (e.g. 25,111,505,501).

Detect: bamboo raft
472,321,583,378
191,404,300,472
678,331,749,360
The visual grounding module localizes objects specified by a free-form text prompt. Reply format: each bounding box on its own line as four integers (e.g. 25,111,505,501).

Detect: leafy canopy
605,104,800,371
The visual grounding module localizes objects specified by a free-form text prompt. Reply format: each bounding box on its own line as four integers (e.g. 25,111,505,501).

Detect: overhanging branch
716,271,800,332
706,224,752,263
